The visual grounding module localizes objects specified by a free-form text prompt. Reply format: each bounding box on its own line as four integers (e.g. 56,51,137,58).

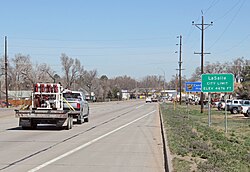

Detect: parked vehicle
217,99,232,111
15,83,89,130
0,101,12,107
227,99,243,114
241,100,250,117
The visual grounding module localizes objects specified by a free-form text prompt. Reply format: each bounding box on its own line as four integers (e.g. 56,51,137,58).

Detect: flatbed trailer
15,109,81,129
15,83,80,130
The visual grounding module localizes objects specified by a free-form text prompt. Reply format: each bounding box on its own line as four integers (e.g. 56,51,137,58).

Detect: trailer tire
31,120,37,129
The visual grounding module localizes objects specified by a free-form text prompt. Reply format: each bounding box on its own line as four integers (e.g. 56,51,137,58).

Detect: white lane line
28,110,156,172
135,104,144,109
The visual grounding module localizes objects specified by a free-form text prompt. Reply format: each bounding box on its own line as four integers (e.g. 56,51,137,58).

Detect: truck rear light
77,103,80,109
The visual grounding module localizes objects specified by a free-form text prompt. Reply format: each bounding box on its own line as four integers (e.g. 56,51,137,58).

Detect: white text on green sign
201,74,234,93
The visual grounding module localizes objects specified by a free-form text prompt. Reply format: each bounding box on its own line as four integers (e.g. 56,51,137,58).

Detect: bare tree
100,75,110,101
38,63,56,83
10,54,33,90
227,57,247,82
110,75,136,90
83,69,98,93
204,61,228,74
60,53,85,89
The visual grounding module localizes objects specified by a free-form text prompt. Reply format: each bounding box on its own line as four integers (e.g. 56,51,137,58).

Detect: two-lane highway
0,100,164,172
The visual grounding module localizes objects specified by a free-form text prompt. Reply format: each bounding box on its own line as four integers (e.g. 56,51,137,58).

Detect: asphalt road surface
0,100,164,172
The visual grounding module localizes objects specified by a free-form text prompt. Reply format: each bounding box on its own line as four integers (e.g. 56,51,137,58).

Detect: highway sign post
201,73,234,132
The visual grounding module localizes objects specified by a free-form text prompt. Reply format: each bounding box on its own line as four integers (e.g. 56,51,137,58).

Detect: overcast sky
0,0,249,81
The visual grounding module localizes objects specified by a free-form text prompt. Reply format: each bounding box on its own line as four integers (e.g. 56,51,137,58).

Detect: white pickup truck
63,90,89,124
240,100,250,117
15,83,89,130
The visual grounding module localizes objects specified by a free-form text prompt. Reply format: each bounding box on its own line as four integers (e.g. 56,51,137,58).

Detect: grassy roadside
160,103,250,172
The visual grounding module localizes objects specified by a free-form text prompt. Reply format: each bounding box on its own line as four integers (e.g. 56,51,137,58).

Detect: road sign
201,73,234,92
185,82,201,92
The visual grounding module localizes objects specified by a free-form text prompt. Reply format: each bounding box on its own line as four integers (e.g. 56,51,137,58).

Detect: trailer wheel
31,120,37,129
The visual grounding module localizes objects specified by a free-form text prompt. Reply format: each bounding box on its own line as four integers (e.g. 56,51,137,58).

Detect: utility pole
193,15,213,113
163,71,165,92
4,36,9,108
176,35,183,105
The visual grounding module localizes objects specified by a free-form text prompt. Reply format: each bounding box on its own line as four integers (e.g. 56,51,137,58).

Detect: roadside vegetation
161,103,250,172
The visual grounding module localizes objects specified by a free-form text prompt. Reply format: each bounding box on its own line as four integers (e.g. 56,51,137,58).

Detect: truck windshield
63,93,82,101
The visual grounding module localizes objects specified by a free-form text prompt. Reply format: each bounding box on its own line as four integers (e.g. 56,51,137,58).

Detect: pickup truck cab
63,90,89,124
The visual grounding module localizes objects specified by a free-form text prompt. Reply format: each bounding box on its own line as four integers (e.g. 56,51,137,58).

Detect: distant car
145,97,152,103
1,101,12,107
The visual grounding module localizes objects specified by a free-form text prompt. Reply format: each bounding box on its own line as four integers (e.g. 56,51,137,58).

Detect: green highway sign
201,73,234,93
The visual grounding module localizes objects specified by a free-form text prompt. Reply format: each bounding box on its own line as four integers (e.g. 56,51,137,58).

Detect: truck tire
77,115,83,124
84,117,89,122
246,111,250,117
243,113,248,117
231,108,238,114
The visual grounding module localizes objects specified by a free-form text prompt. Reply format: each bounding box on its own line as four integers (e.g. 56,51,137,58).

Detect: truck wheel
243,113,248,117
231,108,238,114
77,116,83,124
84,116,89,122
246,111,250,117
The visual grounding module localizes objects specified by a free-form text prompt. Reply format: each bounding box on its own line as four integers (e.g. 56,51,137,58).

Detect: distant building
8,91,32,100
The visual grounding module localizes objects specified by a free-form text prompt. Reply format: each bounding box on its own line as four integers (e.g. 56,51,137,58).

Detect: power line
204,0,220,15
207,0,246,50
